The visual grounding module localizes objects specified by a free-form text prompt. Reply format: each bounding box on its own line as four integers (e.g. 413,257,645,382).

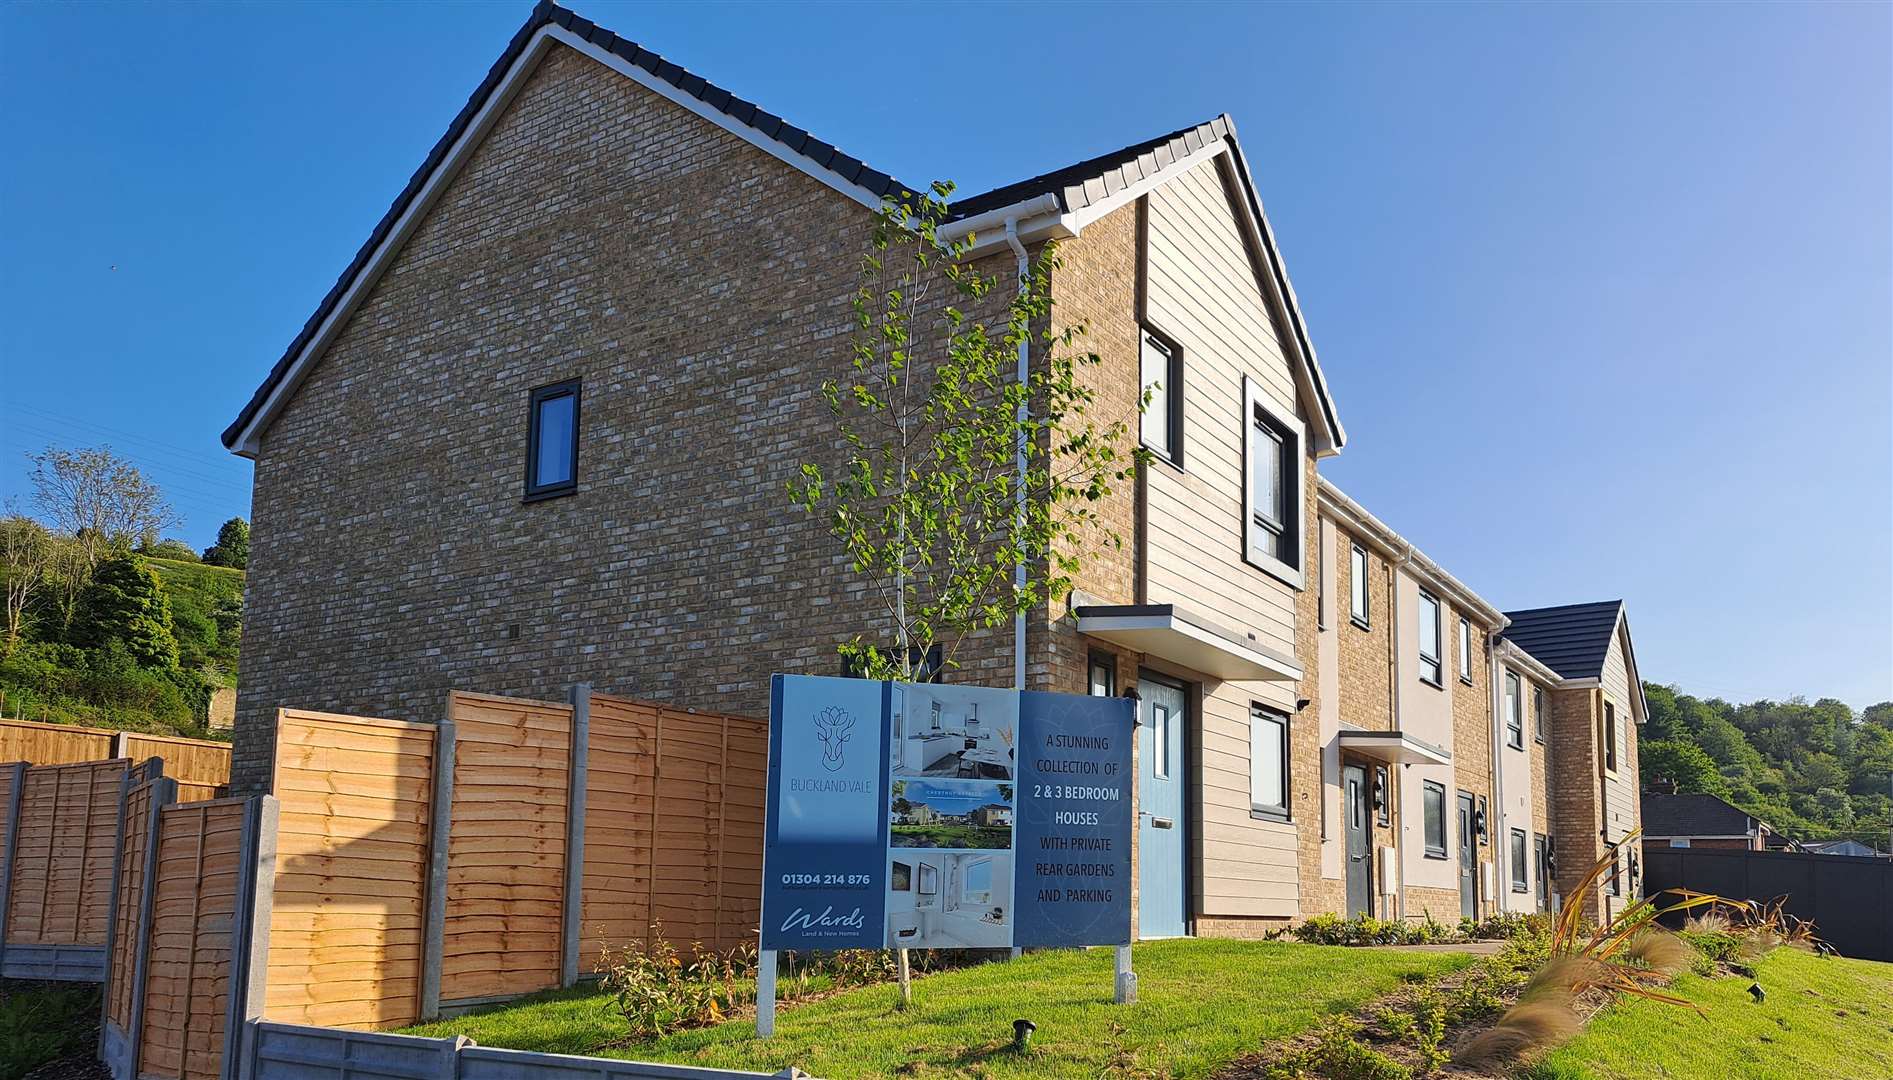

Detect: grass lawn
0,980,101,1080
402,940,1473,1078
1526,947,1893,1080
890,824,1012,849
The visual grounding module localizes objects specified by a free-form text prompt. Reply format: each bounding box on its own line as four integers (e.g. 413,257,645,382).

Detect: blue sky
1,2,1886,707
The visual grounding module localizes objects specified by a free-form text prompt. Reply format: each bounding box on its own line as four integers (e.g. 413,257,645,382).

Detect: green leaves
788,186,1135,680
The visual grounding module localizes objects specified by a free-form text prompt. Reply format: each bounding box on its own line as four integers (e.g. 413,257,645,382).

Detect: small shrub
597,927,756,1038
1264,1017,1410,1080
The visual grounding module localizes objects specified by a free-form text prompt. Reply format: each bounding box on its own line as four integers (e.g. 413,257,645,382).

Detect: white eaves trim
228,24,892,458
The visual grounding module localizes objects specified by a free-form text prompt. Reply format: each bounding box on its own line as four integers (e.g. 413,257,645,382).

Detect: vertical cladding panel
6,759,129,946
269,710,434,1030
136,799,246,1080
442,693,570,1002
580,695,764,964
108,780,159,1027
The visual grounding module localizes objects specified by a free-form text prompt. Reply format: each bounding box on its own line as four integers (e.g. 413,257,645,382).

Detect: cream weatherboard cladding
1599,626,1640,846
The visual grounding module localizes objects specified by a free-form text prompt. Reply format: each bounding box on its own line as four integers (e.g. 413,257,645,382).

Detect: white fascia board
1063,139,1230,232
1497,640,1565,688
1316,477,1505,629
1077,612,1303,683
231,24,893,458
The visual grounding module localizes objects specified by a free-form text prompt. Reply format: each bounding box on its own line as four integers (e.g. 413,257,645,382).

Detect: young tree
202,517,250,569
789,184,1138,682
72,555,179,669
0,514,53,657
28,446,179,570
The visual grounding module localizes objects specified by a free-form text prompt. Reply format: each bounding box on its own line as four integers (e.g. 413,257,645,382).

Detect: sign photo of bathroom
889,682,1017,780
887,849,1014,949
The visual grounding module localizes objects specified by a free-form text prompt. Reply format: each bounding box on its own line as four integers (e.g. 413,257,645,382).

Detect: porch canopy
1335,728,1452,766
1074,603,1303,683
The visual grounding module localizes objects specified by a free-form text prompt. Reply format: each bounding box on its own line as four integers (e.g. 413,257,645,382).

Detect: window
1422,782,1447,857
1668,838,1691,848
1457,618,1473,684
1606,844,1622,896
1249,705,1290,821
1139,330,1182,463
1374,765,1390,826
1533,685,1547,743
1316,527,1328,630
1602,701,1618,772
1504,671,1524,749
1087,654,1116,697
1242,377,1303,579
1349,544,1370,627
525,379,580,501
1534,834,1551,909
1418,592,1443,687
1151,701,1172,779
1510,829,1529,892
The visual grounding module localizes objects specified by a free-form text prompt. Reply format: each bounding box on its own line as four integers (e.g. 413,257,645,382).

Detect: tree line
1641,682,1893,849
1,446,246,737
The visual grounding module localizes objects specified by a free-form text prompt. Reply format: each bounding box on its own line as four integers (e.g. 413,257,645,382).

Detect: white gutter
939,194,1070,258
1005,217,1030,692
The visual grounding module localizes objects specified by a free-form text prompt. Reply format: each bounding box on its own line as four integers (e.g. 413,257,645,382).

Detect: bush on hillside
140,539,200,563
202,517,248,569
71,556,177,669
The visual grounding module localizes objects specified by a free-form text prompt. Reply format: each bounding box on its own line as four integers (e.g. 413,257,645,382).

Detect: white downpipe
1005,218,1030,692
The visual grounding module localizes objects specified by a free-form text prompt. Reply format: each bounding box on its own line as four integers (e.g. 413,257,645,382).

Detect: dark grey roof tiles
1641,793,1763,838
1499,600,1624,680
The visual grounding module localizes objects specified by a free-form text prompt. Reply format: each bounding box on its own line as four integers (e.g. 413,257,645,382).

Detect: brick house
221,1,1644,938
1642,793,1791,852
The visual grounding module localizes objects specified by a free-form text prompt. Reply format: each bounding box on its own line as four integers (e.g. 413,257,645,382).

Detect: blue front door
1138,676,1188,938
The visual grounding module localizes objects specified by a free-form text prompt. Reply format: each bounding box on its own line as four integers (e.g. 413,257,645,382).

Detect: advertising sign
761,674,1132,951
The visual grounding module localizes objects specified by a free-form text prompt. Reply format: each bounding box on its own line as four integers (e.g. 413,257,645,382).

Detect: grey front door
1457,791,1478,919
1343,764,1372,918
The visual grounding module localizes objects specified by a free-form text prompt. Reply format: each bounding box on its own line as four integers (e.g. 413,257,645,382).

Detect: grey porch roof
1499,600,1623,680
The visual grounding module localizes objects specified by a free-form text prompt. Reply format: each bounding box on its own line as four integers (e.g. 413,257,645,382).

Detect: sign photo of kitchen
889,682,1016,779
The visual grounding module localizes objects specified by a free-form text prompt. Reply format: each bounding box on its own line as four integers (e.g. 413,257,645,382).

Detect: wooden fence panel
136,798,247,1080
269,710,434,1030
0,717,115,764
441,692,570,1003
122,736,230,804
107,778,161,1028
5,759,129,946
0,719,230,803
580,696,763,965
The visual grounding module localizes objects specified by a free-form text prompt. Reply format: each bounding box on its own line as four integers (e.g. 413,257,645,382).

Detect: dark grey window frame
1243,393,1300,578
524,378,581,502
1248,703,1291,823
1418,590,1444,688
1422,780,1448,859
1505,670,1525,750
1457,617,1473,685
1534,833,1551,908
1603,701,1619,772
1088,652,1117,698
1510,828,1529,892
1533,685,1547,744
1373,764,1390,826
1138,327,1185,468
1349,543,1371,629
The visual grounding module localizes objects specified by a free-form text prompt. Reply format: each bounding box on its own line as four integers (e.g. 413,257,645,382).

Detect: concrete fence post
112,732,129,759
420,704,458,1021
224,795,278,1080
561,683,591,987
125,777,177,1080
0,762,27,973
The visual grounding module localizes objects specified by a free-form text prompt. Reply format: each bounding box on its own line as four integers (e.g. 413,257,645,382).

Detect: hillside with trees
1641,682,1893,851
0,444,244,738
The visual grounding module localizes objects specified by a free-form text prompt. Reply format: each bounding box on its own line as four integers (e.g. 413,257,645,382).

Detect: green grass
890,824,1012,849
403,940,1474,1078
0,980,101,1080
1526,947,1893,1080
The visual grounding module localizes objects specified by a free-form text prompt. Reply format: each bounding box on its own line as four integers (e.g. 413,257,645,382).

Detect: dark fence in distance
1642,844,1893,962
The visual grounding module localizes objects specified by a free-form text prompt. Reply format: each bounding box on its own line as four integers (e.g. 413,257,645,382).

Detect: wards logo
813,705,856,772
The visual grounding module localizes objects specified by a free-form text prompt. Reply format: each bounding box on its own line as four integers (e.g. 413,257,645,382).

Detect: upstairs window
1533,685,1547,742
1242,377,1304,581
1418,591,1443,687
1139,330,1182,464
1458,618,1473,684
1349,543,1370,627
525,379,580,501
1505,671,1524,749
1603,701,1619,772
